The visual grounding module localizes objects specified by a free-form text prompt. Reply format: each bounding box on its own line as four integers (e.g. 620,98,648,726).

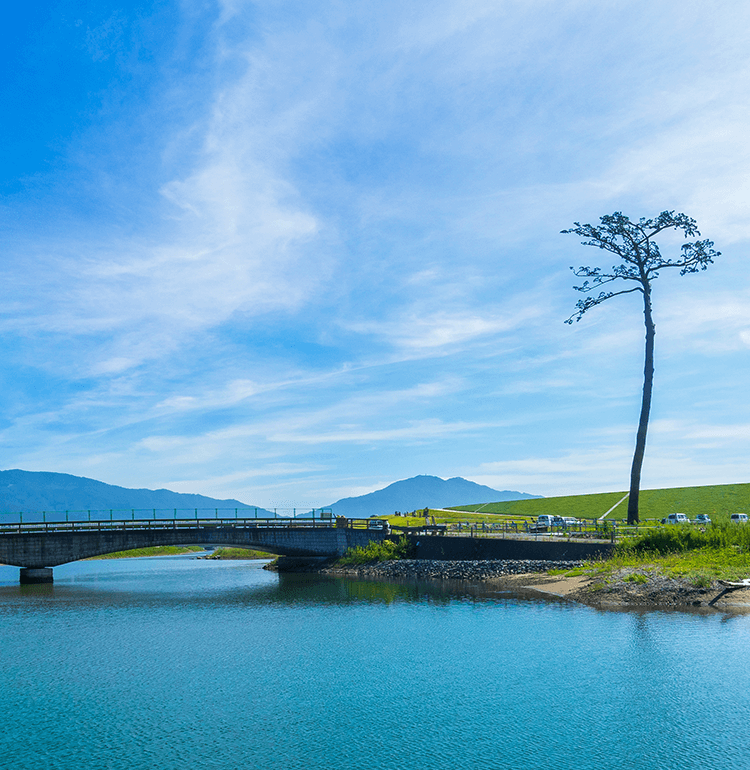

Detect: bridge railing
0,516,381,535
0,507,335,523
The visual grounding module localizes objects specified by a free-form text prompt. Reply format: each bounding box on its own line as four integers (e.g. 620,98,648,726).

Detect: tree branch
564,286,642,323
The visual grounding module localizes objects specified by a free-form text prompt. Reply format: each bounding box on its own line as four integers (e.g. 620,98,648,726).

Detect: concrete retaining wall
408,534,614,561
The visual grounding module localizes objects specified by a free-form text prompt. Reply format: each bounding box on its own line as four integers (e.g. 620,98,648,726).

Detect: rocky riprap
322,558,582,580
571,569,720,608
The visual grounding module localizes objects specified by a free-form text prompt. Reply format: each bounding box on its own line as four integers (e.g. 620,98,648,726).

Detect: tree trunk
627,284,655,524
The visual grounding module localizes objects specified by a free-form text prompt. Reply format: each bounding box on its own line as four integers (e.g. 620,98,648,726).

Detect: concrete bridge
0,517,389,583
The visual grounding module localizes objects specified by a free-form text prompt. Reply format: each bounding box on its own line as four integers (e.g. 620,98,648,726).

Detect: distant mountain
325,475,540,518
0,469,274,519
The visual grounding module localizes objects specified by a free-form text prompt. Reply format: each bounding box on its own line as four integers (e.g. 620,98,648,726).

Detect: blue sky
2,0,749,508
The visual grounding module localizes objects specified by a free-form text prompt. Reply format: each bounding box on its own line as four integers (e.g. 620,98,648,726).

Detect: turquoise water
1,556,749,770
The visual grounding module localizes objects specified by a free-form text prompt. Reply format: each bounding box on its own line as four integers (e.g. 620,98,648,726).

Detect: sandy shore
502,572,750,612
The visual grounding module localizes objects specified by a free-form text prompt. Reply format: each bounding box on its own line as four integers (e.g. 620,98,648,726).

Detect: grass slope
203,548,275,560
93,546,275,560
91,546,204,559
448,483,750,521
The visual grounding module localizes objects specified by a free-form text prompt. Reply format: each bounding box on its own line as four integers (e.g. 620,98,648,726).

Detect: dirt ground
520,571,750,612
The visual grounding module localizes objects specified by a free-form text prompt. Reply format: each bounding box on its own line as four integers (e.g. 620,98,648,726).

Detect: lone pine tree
563,211,719,524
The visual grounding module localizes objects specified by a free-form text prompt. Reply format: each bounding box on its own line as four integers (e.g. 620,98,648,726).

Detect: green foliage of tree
563,211,719,525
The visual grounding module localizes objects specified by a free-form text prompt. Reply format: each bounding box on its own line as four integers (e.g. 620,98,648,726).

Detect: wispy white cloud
140,376,480,454
267,418,492,445
657,288,750,354
346,311,527,351
155,379,260,412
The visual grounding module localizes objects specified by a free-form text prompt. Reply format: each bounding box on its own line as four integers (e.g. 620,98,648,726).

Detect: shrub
338,536,414,565
690,572,713,588
620,527,708,555
620,522,750,556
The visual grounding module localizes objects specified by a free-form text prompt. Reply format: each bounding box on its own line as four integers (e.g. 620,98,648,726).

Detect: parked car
730,513,749,524
536,515,556,528
367,519,390,531
661,513,690,525
551,516,579,528
694,514,712,525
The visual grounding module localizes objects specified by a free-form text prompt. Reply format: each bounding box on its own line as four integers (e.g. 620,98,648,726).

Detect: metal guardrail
0,507,333,524
0,516,382,535
438,519,650,543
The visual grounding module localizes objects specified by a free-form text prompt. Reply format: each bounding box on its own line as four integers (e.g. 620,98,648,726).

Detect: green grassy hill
447,483,750,522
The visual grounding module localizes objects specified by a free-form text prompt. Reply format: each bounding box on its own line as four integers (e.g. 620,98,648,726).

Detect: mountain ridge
325,474,540,518
0,469,540,521
0,469,271,516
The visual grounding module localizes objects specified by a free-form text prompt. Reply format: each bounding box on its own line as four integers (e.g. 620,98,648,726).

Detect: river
1,554,748,769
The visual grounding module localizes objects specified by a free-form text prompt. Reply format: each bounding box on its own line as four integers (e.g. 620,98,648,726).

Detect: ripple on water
1,556,749,770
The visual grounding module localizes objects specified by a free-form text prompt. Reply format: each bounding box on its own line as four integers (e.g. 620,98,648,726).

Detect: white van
730,513,748,524
662,513,690,525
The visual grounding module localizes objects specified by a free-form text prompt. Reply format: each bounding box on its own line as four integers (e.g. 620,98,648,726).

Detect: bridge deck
0,517,347,534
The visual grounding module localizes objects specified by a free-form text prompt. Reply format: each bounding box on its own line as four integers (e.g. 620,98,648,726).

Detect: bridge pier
20,568,54,584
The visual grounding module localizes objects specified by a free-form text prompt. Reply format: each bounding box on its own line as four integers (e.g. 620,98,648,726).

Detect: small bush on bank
338,536,414,565
624,573,648,584
689,572,713,588
619,523,750,557
620,527,709,555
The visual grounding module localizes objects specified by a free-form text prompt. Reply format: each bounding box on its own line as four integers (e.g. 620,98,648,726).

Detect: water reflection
1,555,570,611
2,556,748,624
273,571,535,606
